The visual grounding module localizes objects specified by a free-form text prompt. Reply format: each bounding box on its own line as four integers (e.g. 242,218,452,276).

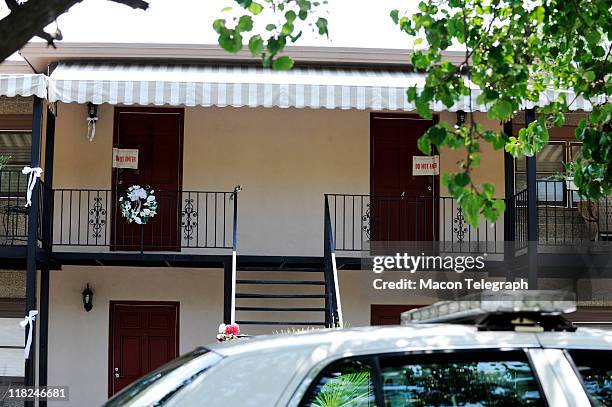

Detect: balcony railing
324,192,527,255
536,179,612,245
52,188,237,251
0,170,28,245
0,169,49,247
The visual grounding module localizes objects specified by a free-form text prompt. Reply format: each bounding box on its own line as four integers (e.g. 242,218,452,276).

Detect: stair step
237,320,327,326
236,279,325,285
237,267,323,272
236,293,327,299
236,306,327,312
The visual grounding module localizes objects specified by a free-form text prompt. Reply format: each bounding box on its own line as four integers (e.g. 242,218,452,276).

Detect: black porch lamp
82,284,93,312
456,110,467,126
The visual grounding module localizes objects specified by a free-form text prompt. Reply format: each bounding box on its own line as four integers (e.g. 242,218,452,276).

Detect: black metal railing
506,188,529,250
52,188,237,251
0,170,29,245
536,180,612,245
323,196,342,327
0,169,52,247
324,193,506,254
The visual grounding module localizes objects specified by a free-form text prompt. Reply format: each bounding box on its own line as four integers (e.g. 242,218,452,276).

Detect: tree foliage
213,0,328,68
391,0,611,226
214,0,610,227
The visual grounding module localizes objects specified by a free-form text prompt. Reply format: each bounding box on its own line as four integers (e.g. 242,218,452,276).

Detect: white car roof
208,325,612,358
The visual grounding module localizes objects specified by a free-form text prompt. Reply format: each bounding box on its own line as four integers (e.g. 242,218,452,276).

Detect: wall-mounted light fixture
456,110,467,127
86,102,98,142
82,284,93,312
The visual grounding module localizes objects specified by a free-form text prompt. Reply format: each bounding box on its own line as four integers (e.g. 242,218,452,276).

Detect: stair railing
324,194,343,327
230,185,240,324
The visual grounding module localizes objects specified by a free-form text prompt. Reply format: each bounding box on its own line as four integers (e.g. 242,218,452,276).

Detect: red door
370,114,438,241
109,302,179,396
371,304,424,325
112,108,184,251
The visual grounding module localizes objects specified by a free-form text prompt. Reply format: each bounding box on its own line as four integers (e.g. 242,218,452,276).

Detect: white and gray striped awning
48,63,604,112
0,74,47,98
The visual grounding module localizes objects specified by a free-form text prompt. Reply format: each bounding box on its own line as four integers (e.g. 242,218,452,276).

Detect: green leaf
219,31,243,53
390,9,399,24
454,172,470,187
417,135,432,155
285,10,297,23
237,15,253,32
406,87,417,102
212,19,226,34
584,71,596,81
415,96,432,119
272,56,294,70
248,2,263,15
248,35,264,56
315,17,329,36
265,24,276,31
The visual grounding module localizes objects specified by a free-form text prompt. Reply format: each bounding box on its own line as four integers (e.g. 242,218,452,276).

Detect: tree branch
0,0,149,63
109,0,149,9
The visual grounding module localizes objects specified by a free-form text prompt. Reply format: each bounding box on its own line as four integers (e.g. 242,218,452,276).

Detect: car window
301,359,377,407
567,350,612,407
379,351,544,407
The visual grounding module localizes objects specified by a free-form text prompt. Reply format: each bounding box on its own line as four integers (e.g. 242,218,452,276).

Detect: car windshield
104,348,224,407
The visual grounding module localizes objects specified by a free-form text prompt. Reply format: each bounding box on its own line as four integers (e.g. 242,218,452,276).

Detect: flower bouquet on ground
217,323,241,342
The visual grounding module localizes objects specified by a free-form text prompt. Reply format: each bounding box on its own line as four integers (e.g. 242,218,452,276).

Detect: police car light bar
401,290,577,329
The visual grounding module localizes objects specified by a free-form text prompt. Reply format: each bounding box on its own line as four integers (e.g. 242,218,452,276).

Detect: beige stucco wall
47,266,224,407
51,103,504,256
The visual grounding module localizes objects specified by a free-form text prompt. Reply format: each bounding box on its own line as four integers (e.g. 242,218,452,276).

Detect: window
0,298,26,383
379,351,543,406
568,350,612,407
0,131,32,170
301,351,545,407
514,138,583,207
301,359,377,407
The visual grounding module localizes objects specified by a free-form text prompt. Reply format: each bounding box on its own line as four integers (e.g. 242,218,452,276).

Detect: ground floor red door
109,302,179,397
370,304,424,325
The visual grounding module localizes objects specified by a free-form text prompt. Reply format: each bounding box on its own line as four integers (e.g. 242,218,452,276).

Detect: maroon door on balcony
112,108,184,251
109,302,179,397
370,114,438,241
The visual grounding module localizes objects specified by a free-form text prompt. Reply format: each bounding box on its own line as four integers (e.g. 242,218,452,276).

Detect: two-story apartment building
1,43,611,407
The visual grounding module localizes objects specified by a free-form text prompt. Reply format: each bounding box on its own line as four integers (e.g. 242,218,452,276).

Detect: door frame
107,300,180,397
111,107,185,251
369,113,440,241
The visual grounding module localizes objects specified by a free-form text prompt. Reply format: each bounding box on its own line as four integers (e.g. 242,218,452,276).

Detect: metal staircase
234,264,330,328
226,194,342,332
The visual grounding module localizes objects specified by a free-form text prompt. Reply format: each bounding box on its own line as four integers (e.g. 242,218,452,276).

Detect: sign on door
412,155,439,176
112,148,139,169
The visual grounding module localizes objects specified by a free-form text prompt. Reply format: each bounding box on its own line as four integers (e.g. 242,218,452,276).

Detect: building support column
525,108,538,289
24,96,43,402
39,106,55,407
223,258,232,324
503,120,516,282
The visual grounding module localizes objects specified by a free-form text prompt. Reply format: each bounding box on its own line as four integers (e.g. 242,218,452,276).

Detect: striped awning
48,63,603,112
0,74,47,98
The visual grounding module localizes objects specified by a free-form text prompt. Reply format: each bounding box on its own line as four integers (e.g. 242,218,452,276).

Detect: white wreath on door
119,185,158,224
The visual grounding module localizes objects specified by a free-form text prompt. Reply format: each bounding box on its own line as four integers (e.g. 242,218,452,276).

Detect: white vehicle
104,293,612,407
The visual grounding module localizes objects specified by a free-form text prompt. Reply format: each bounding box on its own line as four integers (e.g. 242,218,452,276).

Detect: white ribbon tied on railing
87,116,98,142
19,310,38,359
22,166,43,207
